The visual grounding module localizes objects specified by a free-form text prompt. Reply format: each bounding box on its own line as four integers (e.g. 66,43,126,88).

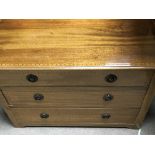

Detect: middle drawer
2,87,146,108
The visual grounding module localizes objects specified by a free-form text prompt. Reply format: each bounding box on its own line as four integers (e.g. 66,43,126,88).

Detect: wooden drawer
11,108,140,126
2,87,146,108
0,70,152,86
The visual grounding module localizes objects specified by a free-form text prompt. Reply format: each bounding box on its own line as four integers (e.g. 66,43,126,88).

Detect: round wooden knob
102,113,111,119
103,93,113,101
34,93,44,101
26,74,38,82
105,74,117,83
40,113,49,119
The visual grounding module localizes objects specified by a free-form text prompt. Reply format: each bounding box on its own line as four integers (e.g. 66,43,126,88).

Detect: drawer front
0,70,152,86
2,87,146,108
11,108,139,126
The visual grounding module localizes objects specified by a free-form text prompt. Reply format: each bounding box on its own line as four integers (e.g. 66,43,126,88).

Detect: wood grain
0,70,152,86
10,108,140,127
0,20,154,128
0,91,21,126
0,19,155,69
2,87,146,108
0,90,7,107
0,19,151,29
135,73,155,127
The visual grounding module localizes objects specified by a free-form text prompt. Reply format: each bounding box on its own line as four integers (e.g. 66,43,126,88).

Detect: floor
0,101,155,135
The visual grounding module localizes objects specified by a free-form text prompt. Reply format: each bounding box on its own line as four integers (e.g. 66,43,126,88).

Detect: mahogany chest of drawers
0,19,155,128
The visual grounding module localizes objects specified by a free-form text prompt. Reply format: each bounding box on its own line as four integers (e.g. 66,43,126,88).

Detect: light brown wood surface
0,19,155,69
2,87,146,108
0,19,154,128
10,108,140,127
0,70,152,86
0,90,7,107
135,73,155,127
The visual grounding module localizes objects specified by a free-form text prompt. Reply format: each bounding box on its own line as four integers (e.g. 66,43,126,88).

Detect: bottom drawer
11,108,140,127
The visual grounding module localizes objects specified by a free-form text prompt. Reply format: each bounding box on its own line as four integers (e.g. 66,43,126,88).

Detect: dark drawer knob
34,93,44,101
26,74,38,82
40,113,49,119
102,113,111,119
105,74,117,83
103,93,113,101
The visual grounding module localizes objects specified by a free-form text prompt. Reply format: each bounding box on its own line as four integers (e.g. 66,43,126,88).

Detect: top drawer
0,70,153,86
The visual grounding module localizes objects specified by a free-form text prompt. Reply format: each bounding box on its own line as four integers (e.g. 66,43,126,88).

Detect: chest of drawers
0,19,155,128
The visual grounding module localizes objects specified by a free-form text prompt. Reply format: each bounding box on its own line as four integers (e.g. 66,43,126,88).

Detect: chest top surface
0,19,155,69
